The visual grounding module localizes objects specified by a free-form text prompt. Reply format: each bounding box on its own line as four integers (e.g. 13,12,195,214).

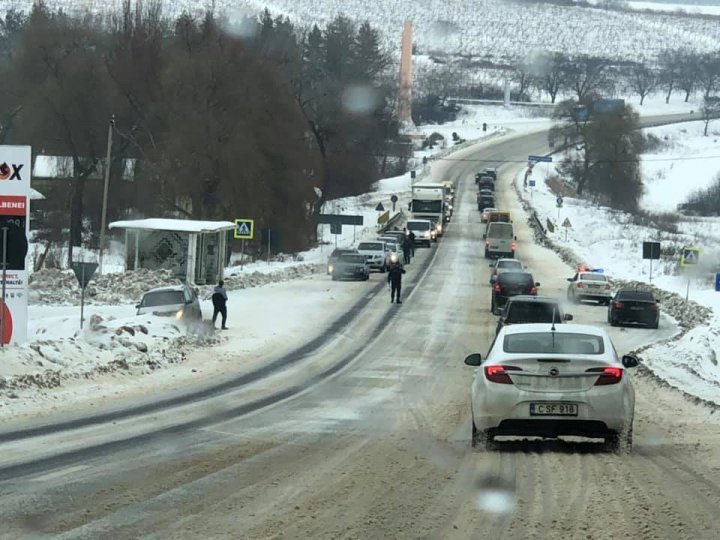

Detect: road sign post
0,227,6,348
642,241,661,283
561,217,572,242
71,261,98,329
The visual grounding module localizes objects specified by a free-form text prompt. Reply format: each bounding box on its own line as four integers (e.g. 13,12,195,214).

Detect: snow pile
29,268,180,306
0,312,219,399
29,264,325,306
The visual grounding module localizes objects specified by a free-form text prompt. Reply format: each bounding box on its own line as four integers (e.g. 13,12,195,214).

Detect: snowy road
3,125,720,538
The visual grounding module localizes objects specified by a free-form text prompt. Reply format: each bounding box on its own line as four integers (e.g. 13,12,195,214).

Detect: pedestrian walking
387,258,406,304
212,280,229,330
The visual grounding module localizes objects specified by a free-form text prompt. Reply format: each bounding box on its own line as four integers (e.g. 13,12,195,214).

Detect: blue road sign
529,155,553,163
528,179,536,187
716,273,720,292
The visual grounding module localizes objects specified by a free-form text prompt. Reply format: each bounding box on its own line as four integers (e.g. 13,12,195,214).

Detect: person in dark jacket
407,230,416,256
212,280,229,329
387,259,406,304
402,235,413,265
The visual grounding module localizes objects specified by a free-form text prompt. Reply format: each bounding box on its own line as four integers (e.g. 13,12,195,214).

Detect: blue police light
591,268,604,274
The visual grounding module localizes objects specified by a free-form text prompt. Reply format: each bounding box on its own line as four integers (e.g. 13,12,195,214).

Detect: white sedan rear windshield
503,332,605,355
358,242,382,250
141,291,185,307
498,260,522,269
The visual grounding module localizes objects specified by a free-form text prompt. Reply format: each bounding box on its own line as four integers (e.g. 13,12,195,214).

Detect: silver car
566,271,613,305
136,284,202,320
465,323,638,452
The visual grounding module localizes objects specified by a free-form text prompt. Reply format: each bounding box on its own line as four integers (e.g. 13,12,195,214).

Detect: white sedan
465,323,637,452
566,271,613,305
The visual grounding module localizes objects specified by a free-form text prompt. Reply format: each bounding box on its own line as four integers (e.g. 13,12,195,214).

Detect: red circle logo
0,301,13,344
0,163,11,181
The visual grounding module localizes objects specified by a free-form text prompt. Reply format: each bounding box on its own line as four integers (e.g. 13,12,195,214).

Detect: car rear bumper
473,388,632,435
613,310,658,324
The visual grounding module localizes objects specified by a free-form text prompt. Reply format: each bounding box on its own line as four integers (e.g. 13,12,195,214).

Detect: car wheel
649,319,659,329
609,316,618,327
471,421,495,451
605,425,633,454
331,275,338,281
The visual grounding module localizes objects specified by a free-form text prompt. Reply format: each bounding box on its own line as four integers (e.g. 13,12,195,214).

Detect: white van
406,219,435,247
484,222,516,258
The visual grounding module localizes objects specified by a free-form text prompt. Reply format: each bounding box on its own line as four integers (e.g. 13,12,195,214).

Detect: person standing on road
402,235,413,265
387,258,406,304
212,280,229,330
407,229,416,257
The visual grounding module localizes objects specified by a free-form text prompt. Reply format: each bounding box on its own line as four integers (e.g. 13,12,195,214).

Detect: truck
410,183,448,235
573,99,625,122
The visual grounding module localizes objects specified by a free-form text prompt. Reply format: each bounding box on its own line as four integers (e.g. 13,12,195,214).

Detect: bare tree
658,49,681,104
676,50,699,102
697,52,720,99
626,62,659,105
530,51,567,104
563,55,610,102
701,96,720,136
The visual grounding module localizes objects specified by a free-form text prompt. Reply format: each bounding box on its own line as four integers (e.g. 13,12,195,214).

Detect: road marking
28,464,90,483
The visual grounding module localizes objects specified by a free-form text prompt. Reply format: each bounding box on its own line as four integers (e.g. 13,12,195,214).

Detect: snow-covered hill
2,0,718,64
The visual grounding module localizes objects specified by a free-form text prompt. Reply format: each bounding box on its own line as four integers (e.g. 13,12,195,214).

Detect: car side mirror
535,282,541,287
135,304,140,309
564,313,573,321
514,235,518,240
482,234,486,239
622,354,639,368
566,278,573,282
464,353,483,367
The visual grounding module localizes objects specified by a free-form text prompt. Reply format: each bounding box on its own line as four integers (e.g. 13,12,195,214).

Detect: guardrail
379,210,406,233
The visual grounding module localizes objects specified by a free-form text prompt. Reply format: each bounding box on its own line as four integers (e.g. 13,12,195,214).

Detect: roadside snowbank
513,138,720,405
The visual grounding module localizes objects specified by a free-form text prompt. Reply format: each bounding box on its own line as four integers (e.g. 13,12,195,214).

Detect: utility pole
98,115,115,275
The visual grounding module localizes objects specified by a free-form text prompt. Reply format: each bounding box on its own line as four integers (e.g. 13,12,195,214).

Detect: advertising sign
0,145,30,344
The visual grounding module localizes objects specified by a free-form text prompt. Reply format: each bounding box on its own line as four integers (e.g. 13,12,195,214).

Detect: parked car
489,258,525,284
481,207,497,223
327,248,358,274
607,288,660,329
484,222,516,258
136,284,202,320
495,295,573,335
464,323,638,452
356,241,388,272
331,253,370,281
567,271,613,305
382,231,407,246
407,219,435,247
491,271,539,315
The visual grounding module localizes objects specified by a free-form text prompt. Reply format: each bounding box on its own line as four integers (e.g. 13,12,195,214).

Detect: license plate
529,403,578,416
630,306,643,311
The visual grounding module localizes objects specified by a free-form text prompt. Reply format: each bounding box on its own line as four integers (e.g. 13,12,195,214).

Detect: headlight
176,309,184,320
390,254,398,263
328,265,334,272
436,224,442,232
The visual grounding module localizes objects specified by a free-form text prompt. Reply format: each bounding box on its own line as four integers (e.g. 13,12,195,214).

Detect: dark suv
491,272,540,315
495,295,573,335
608,288,660,328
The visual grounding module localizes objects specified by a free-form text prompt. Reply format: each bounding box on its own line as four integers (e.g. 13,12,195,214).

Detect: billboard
0,145,30,344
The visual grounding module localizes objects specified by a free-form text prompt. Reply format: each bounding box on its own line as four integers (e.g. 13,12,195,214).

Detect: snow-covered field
2,0,719,63
641,120,720,211
517,118,720,404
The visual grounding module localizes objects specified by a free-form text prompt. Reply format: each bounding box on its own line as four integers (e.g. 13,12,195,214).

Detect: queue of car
466,166,661,454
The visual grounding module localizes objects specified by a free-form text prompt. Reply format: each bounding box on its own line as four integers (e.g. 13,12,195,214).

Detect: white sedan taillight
484,365,522,384
586,367,623,385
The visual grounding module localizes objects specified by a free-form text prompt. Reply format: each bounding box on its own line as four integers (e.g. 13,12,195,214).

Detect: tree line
0,2,398,262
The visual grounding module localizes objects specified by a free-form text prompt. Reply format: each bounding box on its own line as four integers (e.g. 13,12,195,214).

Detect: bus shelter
109,218,235,285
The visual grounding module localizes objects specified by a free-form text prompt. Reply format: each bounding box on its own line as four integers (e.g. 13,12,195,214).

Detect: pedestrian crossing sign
680,246,700,267
234,218,254,240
